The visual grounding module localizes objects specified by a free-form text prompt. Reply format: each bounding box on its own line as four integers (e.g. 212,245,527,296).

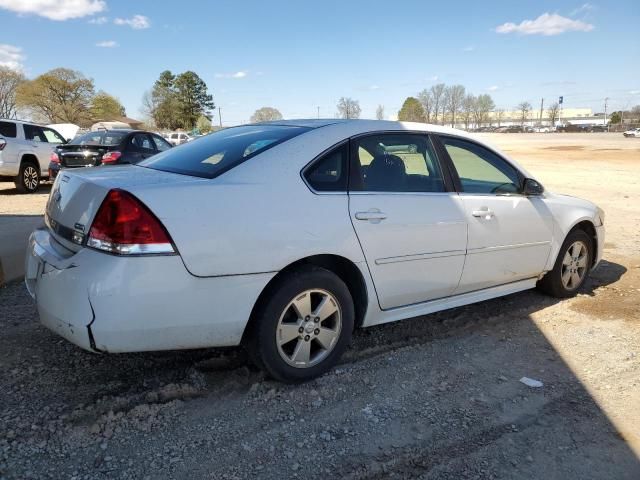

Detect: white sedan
26,120,605,382
623,128,640,138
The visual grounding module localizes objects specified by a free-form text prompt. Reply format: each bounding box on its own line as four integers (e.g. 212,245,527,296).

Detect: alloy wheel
561,240,588,290
275,289,342,368
23,166,39,191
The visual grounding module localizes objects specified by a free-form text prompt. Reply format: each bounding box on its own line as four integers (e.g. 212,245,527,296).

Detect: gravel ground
1,133,639,479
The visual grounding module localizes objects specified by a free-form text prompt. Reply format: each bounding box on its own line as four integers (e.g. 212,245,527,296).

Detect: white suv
0,119,66,193
168,132,192,146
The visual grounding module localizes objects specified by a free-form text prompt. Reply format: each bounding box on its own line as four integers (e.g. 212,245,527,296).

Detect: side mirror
523,178,544,196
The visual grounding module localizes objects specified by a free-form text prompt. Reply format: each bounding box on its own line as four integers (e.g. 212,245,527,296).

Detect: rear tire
14,161,40,193
247,266,354,383
537,229,593,298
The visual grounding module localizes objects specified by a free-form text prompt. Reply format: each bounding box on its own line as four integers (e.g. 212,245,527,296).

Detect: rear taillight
50,152,60,164
0,138,6,151
87,189,175,255
102,151,122,164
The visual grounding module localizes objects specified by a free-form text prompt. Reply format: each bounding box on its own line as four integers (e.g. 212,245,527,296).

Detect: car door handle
355,210,387,222
472,207,494,219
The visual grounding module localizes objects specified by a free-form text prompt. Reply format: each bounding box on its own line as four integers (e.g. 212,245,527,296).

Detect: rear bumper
26,228,275,353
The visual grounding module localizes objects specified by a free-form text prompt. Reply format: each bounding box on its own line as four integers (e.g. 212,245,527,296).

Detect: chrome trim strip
467,240,551,254
375,249,466,265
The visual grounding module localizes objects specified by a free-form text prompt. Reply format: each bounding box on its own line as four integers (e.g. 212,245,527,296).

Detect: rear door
348,132,467,310
125,133,156,163
437,135,553,293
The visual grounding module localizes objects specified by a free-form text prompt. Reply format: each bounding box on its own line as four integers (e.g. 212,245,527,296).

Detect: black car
49,129,172,179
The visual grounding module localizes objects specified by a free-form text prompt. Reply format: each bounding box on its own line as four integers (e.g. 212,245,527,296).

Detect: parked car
27,120,604,382
589,125,608,132
167,132,192,145
496,125,523,133
533,126,552,133
0,119,65,193
623,128,640,138
49,129,172,180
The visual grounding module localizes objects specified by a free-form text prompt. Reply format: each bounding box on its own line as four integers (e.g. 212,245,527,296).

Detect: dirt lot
1,133,639,479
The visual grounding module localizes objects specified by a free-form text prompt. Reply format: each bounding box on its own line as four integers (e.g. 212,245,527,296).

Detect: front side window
24,125,46,142
350,134,445,192
440,136,521,194
41,127,65,144
141,125,310,179
304,143,348,192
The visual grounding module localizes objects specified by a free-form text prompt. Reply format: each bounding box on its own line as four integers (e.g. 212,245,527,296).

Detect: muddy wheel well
572,220,598,267
21,154,40,174
242,255,369,344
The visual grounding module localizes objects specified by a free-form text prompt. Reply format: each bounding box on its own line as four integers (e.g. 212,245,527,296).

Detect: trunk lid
56,144,113,168
45,165,206,252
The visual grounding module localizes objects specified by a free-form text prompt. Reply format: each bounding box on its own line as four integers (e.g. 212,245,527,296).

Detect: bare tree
0,66,26,118
336,97,361,119
547,102,560,126
445,85,465,127
475,94,495,127
250,107,283,122
375,104,385,120
417,89,433,123
429,83,446,124
495,108,505,127
461,94,476,130
516,101,532,127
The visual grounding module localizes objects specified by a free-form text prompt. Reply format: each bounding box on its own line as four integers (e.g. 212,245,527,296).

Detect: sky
0,0,639,125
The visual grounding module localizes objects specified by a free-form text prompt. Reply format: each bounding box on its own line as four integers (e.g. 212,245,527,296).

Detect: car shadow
0,182,52,195
1,259,638,478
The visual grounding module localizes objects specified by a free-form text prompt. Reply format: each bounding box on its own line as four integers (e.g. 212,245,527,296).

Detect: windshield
140,125,310,178
70,131,128,146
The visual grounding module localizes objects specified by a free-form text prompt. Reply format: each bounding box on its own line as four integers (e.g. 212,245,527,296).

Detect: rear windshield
70,131,128,146
140,125,310,179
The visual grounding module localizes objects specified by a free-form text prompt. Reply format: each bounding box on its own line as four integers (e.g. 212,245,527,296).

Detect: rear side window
350,133,446,192
304,143,348,192
24,124,46,142
0,121,17,138
141,125,310,179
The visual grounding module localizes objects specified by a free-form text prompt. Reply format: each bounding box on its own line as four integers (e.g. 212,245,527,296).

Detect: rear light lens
102,151,122,164
50,152,60,164
87,189,175,255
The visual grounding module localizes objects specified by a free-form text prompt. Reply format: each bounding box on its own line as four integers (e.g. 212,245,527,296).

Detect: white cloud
369,85,380,90
96,40,118,48
428,75,439,82
571,3,595,16
0,0,105,21
0,43,24,71
630,90,640,95
495,13,594,36
215,71,247,79
487,85,499,91
462,45,475,52
114,14,150,29
89,16,108,24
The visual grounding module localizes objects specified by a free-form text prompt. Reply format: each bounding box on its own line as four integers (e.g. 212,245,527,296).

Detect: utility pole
317,106,320,119
604,97,609,130
539,98,544,124
218,107,222,127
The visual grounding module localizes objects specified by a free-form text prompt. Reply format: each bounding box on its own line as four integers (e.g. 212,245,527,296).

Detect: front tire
537,229,593,298
247,266,354,383
14,162,40,193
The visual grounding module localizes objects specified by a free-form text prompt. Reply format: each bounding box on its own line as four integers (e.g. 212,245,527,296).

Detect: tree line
0,66,125,127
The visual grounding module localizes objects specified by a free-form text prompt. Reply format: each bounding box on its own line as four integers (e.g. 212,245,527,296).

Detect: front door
348,133,467,310
438,135,553,294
